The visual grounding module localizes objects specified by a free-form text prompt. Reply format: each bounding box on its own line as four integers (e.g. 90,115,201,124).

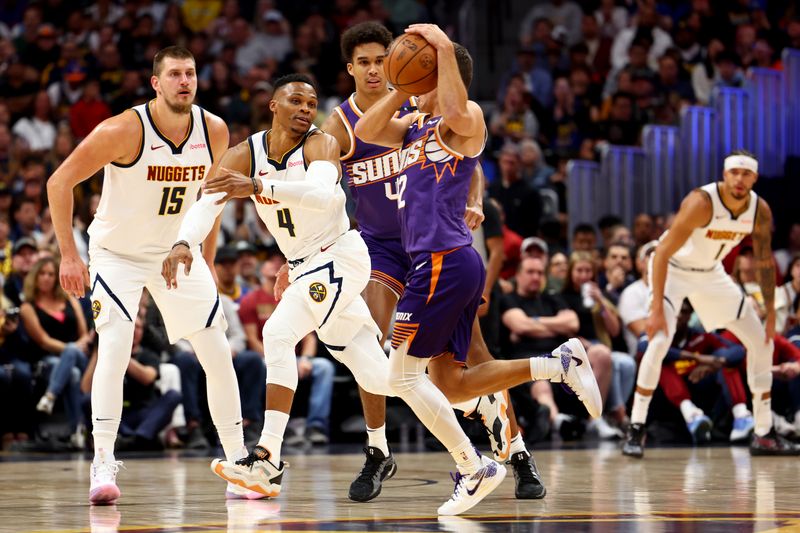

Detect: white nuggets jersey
246,127,349,261
669,182,758,271
88,102,212,256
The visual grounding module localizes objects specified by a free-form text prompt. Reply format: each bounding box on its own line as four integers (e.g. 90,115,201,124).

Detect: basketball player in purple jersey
322,22,546,502
356,25,602,515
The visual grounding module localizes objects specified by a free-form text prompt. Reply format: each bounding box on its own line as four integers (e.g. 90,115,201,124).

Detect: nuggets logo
705,229,748,241
92,300,102,320
309,282,327,303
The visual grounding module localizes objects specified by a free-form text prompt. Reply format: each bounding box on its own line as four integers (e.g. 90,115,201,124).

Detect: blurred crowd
1,0,800,453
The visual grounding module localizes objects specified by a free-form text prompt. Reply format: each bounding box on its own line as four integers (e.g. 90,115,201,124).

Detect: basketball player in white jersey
161,73,406,499
47,46,258,504
622,150,800,457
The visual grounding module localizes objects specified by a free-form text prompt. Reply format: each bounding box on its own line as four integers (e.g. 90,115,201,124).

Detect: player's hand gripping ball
384,33,438,95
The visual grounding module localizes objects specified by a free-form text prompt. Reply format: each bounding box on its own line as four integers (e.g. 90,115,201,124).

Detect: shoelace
447,471,466,500
511,455,537,483
94,460,124,478
235,452,262,468
355,448,384,482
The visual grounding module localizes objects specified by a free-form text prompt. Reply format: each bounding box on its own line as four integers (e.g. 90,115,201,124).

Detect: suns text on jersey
348,151,402,185
146,165,206,182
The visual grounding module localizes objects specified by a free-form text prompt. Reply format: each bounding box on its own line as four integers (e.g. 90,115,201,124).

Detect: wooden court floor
3,444,800,532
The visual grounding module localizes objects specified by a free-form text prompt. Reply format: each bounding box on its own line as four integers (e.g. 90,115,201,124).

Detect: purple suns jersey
397,113,481,254
334,94,417,240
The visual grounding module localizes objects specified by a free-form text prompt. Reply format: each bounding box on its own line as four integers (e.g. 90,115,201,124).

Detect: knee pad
262,321,301,391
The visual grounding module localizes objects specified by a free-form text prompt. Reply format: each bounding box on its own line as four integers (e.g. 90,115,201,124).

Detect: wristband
172,240,190,250
250,175,258,195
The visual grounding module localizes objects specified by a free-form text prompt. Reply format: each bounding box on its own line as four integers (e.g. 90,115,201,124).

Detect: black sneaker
348,446,397,502
507,450,546,499
750,429,800,456
622,423,646,458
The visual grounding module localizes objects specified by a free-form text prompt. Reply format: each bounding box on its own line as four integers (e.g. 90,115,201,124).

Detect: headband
724,155,758,173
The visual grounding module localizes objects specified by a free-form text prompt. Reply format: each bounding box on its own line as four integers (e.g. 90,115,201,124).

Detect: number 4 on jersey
384,174,407,208
277,208,296,237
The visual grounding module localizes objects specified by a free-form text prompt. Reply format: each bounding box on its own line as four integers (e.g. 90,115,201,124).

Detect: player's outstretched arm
200,112,231,267
752,198,776,342
254,132,343,211
47,111,141,297
354,90,416,148
162,141,248,289
647,190,711,339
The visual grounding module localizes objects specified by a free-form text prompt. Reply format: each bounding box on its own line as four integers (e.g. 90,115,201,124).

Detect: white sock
509,431,527,455
732,402,750,419
258,410,290,464
679,399,701,423
630,392,653,425
753,393,772,437
366,424,389,456
450,438,482,475
451,397,480,415
530,356,563,380
94,447,115,464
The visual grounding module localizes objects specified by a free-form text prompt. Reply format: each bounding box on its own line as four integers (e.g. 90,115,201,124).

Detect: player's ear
346,62,354,76
269,99,277,113
150,75,159,93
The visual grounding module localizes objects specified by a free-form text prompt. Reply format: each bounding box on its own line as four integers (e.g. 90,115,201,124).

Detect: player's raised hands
405,24,452,51
60,255,91,298
203,167,260,204
162,242,193,289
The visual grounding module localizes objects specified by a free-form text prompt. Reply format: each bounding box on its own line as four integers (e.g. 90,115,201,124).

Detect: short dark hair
272,73,317,95
605,241,632,258
597,214,623,230
153,46,194,77
340,21,393,62
728,148,757,159
453,42,473,90
573,223,596,236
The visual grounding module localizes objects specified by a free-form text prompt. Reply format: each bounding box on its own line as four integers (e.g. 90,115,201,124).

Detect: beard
164,94,193,115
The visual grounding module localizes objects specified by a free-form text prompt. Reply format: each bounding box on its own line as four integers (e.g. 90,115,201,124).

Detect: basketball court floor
4,444,800,532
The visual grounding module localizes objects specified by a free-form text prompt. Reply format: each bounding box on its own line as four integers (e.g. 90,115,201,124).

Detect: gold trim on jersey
146,99,195,152
264,129,306,167
111,109,145,168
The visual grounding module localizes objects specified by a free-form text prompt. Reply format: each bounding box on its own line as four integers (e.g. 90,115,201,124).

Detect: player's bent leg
388,341,506,515
324,324,394,398
89,314,136,506
726,308,800,455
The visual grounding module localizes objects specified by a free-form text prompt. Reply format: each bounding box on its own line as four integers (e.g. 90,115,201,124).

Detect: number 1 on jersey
384,174,407,208
277,208,296,237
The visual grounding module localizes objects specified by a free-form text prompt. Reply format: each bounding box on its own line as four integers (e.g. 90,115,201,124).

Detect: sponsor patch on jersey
309,282,327,303
288,160,303,167
189,143,206,150
92,300,102,320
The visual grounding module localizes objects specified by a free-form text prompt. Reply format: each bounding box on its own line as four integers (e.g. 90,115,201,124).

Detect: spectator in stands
0,304,34,445
571,223,598,253
3,237,37,307
599,241,635,304
580,13,612,78
709,50,744,104
214,245,250,304
774,222,800,277
10,198,41,243
692,39,725,106
657,54,696,113
22,257,92,446
561,251,634,438
489,83,539,147
549,76,589,158
519,0,583,47
239,258,334,445
488,143,543,238
12,91,56,152
547,251,569,292
595,0,629,40
0,62,38,121
618,241,658,354
632,213,656,249
69,79,111,140
232,241,261,293
519,139,554,190
46,60,87,118
497,47,554,110
610,4,673,72
594,92,640,146
776,255,800,335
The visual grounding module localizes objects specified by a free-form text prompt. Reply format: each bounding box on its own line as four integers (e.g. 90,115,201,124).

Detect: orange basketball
384,34,438,95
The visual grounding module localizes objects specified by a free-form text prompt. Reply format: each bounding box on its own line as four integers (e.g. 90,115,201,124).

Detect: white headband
724,155,758,173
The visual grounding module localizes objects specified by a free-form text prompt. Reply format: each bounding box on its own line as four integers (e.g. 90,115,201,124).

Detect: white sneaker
588,416,624,440
36,394,54,415
730,415,754,442
226,482,268,500
773,412,797,438
473,392,511,460
89,460,123,505
550,339,603,419
437,455,507,516
211,446,284,497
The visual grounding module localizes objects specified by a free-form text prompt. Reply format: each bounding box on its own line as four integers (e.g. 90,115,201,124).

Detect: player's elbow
442,109,479,137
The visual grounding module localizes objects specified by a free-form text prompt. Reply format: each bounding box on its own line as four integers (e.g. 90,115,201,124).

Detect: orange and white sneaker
89,460,123,505
470,392,511,460
226,482,269,500
211,446,284,498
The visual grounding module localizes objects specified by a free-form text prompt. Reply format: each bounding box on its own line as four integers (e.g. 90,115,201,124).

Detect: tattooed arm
752,198,776,342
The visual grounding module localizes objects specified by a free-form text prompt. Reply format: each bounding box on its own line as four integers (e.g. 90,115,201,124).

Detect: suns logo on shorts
92,300,102,320
308,282,327,303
